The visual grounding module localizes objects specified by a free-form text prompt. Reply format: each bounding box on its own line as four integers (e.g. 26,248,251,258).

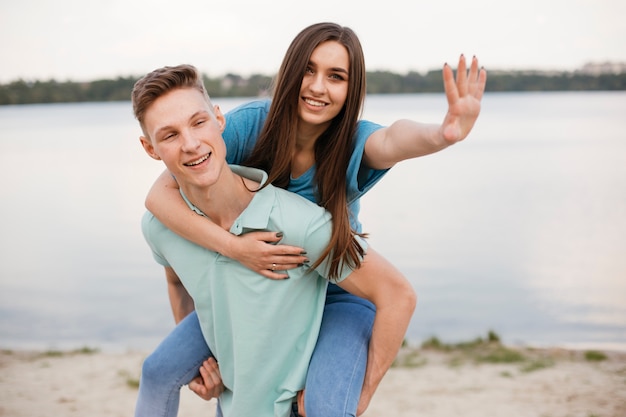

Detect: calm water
1,92,625,353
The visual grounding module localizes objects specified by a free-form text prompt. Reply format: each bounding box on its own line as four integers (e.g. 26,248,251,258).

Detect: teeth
304,98,325,107
185,154,209,166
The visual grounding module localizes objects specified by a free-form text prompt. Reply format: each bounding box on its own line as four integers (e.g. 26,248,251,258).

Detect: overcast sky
1,0,624,82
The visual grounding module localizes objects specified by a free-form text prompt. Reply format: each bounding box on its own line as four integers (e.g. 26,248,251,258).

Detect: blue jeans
134,284,375,417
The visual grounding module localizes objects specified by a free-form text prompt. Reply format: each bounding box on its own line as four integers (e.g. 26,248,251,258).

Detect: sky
1,0,625,83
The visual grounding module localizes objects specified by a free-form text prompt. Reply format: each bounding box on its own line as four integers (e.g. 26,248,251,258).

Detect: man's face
140,87,227,190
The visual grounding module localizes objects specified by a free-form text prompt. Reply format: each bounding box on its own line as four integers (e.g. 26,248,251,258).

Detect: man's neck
181,170,257,230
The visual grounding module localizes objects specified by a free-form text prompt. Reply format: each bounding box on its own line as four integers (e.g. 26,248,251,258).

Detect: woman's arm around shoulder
145,169,308,279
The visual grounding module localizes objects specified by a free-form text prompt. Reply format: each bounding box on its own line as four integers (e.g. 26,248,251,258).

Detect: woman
139,22,486,416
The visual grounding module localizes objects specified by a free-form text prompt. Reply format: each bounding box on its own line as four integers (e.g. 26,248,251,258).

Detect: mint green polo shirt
142,165,363,417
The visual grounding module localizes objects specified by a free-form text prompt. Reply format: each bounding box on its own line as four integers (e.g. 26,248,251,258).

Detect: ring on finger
271,263,276,271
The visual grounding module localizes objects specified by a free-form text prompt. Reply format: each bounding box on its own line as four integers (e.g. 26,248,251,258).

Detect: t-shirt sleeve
346,120,390,205
302,208,368,284
141,211,171,267
223,99,270,165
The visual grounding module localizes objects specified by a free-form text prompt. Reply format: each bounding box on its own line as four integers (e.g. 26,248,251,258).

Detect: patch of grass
393,347,428,368
421,331,526,364
72,346,99,355
421,330,504,352
447,355,466,368
118,370,141,389
41,350,65,357
421,336,448,351
37,346,99,359
476,346,526,364
486,330,501,343
412,332,623,374
520,358,555,373
584,350,607,362
126,377,140,389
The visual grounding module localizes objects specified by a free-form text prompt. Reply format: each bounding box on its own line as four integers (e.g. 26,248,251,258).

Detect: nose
309,73,326,94
180,129,201,152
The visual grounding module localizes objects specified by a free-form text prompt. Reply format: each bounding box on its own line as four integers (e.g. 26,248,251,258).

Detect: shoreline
1,343,625,417
3,333,625,357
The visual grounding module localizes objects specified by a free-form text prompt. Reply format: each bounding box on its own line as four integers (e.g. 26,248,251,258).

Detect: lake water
1,92,625,353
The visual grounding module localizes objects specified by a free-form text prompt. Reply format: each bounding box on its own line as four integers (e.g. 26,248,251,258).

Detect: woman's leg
304,285,375,417
134,311,213,417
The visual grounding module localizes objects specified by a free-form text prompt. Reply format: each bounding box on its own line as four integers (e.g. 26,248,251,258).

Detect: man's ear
213,105,226,133
140,136,161,160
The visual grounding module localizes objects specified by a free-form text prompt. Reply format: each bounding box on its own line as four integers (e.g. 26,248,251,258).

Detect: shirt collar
180,165,274,236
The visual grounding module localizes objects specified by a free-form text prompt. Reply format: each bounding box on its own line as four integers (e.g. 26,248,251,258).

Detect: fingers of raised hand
443,63,459,104
452,55,486,100
467,56,486,98
456,54,469,96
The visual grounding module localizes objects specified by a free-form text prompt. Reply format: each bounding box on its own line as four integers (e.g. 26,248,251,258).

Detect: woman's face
298,40,350,130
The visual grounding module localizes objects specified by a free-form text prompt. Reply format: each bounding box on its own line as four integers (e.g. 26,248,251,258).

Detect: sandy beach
1,343,625,417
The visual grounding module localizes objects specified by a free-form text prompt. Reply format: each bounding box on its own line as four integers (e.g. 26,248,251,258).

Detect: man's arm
164,266,194,324
164,266,226,400
335,248,417,415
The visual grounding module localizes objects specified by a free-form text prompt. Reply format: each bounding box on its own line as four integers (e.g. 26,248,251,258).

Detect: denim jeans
134,284,375,417
134,312,212,416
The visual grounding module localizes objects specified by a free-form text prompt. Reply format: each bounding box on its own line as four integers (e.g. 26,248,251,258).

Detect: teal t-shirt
142,166,362,417
223,99,389,233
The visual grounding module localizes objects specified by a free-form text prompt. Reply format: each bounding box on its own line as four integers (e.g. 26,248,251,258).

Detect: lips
303,97,327,107
184,153,210,166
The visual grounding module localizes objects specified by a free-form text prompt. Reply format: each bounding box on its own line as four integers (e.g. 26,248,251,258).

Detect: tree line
1,70,624,106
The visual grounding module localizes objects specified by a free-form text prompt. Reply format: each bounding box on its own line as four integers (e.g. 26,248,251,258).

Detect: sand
1,344,625,417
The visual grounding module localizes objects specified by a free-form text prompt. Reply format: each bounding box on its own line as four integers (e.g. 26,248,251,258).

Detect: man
132,64,415,417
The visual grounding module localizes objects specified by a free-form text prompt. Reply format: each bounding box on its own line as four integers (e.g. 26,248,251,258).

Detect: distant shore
1,342,625,417
1,68,625,106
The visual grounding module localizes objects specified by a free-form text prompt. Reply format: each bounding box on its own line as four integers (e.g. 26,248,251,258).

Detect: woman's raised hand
441,55,487,144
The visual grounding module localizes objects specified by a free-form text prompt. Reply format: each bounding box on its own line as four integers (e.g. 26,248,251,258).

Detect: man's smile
184,152,211,167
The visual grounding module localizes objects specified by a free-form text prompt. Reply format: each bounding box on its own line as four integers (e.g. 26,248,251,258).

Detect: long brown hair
243,22,368,279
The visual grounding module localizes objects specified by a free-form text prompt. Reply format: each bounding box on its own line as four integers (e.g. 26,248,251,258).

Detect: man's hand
188,357,225,401
296,389,306,416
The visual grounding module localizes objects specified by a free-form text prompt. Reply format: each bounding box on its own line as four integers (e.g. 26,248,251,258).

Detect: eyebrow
329,67,349,76
153,110,209,137
308,60,349,76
